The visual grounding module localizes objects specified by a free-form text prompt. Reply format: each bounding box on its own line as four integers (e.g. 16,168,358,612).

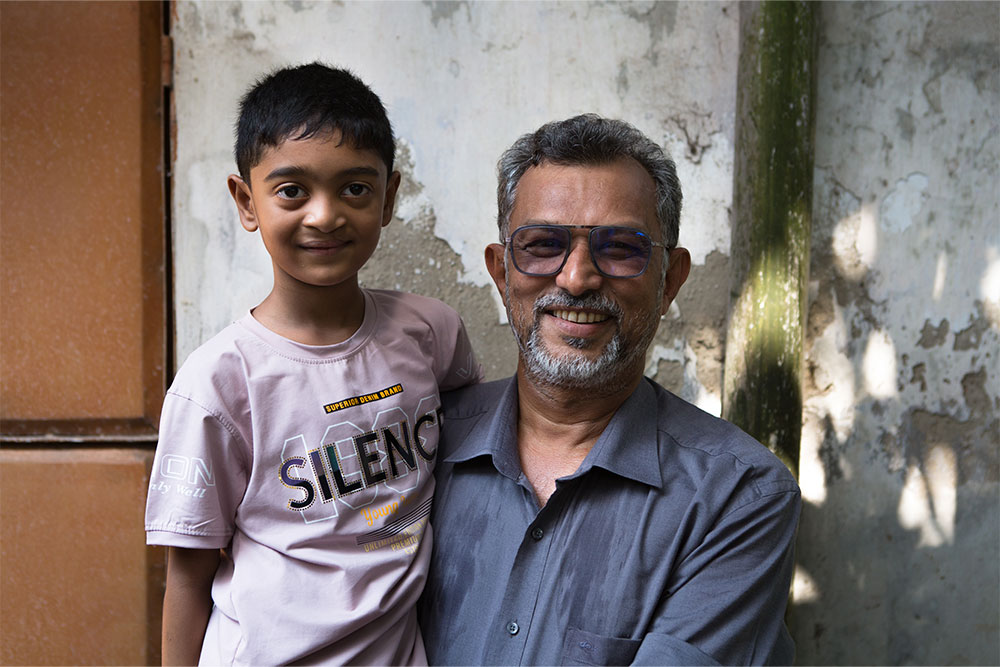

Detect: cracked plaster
794,3,999,664
171,1,739,399
169,3,998,663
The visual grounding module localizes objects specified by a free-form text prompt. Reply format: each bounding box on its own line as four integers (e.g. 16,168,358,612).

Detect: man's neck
251,279,366,346
515,366,641,506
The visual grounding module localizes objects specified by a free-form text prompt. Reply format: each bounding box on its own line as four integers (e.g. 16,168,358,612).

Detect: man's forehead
512,158,658,228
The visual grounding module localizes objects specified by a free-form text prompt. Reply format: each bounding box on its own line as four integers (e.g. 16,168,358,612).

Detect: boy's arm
162,546,221,666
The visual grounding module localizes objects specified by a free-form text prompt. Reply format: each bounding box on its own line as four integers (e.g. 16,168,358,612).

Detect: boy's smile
228,129,400,295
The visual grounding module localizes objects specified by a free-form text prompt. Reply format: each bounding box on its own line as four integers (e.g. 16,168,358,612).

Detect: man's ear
484,243,508,304
661,247,691,315
228,175,258,232
381,170,402,228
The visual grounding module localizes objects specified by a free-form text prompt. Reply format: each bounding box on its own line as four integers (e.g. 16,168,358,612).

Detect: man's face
485,159,689,392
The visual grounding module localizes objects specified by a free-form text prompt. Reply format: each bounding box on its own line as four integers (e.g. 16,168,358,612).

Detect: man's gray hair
496,114,682,248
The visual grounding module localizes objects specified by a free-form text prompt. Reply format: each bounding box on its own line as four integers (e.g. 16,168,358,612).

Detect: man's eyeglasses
505,224,668,278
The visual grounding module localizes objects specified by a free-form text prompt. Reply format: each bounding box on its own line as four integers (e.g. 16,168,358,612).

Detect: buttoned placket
482,472,572,665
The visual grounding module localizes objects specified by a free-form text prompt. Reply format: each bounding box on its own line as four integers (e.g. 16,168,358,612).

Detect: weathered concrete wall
793,2,999,664
171,0,738,400
171,1,999,664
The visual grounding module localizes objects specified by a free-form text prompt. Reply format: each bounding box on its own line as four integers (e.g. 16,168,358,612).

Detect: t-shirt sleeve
144,390,250,549
433,306,484,392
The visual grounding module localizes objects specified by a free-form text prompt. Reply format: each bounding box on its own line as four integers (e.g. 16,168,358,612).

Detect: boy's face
228,129,400,293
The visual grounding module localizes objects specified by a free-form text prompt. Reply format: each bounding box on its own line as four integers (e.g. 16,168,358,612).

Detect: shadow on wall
788,201,999,665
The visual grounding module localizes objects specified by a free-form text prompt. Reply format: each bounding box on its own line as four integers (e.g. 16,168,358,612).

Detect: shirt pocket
561,626,641,666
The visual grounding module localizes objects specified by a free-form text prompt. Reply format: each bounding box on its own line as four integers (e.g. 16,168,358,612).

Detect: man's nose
554,239,603,295
302,196,345,232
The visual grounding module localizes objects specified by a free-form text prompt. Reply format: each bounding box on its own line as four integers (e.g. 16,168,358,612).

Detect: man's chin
561,336,595,351
532,336,611,366
522,341,626,391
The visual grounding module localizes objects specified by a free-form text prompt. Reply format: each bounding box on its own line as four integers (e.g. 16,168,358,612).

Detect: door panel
0,2,168,663
0,448,164,665
1,0,165,431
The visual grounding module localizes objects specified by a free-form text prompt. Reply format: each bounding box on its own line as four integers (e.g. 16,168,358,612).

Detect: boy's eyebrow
262,165,383,182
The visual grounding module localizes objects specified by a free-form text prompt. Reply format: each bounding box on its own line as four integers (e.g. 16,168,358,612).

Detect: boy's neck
251,279,367,346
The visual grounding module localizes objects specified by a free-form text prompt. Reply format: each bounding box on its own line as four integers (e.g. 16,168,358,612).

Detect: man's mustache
531,291,623,321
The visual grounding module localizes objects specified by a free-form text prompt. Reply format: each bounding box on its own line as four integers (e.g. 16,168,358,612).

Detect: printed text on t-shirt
278,405,443,512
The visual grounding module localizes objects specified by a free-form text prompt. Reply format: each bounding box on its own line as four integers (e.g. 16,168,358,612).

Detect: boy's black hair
234,62,395,183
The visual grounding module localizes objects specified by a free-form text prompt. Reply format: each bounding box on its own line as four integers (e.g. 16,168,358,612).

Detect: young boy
145,63,482,665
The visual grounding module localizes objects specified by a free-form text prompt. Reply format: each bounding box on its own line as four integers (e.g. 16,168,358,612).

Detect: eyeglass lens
510,225,653,277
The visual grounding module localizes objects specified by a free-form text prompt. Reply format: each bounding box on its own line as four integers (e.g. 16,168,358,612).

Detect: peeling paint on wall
879,173,928,234
170,3,999,664
794,3,999,664
358,141,518,379
648,249,732,415
171,0,740,404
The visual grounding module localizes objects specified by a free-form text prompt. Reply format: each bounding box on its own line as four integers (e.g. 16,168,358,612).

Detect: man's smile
532,292,622,336
548,309,611,324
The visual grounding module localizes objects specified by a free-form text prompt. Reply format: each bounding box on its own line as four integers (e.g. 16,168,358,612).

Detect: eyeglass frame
503,224,670,278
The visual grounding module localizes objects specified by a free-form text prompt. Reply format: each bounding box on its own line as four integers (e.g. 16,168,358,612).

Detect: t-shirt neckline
237,290,378,361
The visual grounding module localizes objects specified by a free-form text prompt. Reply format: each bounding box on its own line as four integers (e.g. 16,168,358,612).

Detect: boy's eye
343,183,372,197
277,185,306,199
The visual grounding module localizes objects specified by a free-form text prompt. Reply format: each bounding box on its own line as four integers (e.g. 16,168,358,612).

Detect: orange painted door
1,2,169,663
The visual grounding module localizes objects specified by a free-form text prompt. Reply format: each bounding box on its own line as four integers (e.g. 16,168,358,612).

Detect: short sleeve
638,484,801,665
434,307,484,392
144,391,250,549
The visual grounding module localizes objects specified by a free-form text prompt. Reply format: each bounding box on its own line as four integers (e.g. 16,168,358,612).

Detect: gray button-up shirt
419,377,800,665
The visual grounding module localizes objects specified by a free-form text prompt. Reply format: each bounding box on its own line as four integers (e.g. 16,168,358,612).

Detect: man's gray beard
508,290,658,393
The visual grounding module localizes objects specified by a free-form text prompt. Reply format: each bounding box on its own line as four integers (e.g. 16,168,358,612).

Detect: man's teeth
552,309,609,324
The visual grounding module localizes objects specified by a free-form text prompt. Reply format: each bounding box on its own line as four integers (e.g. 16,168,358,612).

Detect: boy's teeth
553,309,608,324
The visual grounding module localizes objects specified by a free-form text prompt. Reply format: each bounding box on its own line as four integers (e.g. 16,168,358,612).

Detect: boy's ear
381,170,402,228
227,174,258,232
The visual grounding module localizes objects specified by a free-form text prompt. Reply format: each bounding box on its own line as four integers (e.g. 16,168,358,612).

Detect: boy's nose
554,240,603,295
302,198,345,231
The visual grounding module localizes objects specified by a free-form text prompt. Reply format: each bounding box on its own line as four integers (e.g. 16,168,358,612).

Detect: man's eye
597,240,642,259
344,183,372,197
277,185,305,199
522,238,566,257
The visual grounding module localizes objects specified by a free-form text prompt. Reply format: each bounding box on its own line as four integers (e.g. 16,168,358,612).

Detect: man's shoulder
440,377,510,417
647,379,798,490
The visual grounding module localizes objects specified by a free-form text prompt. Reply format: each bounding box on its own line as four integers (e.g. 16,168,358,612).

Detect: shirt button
531,527,544,541
506,621,520,636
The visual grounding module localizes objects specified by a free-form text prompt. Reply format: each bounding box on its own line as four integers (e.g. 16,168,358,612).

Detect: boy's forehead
251,128,387,180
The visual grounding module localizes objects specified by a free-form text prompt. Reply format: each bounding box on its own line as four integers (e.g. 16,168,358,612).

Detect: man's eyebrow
262,165,382,181
519,219,642,227
519,218,562,226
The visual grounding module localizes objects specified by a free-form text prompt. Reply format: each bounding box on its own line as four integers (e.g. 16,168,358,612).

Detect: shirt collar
568,378,663,489
444,376,663,489
443,377,523,481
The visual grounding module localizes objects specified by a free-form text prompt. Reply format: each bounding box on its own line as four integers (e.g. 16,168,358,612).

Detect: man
419,114,800,665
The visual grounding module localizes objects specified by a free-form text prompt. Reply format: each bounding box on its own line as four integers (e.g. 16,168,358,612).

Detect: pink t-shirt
145,290,482,665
